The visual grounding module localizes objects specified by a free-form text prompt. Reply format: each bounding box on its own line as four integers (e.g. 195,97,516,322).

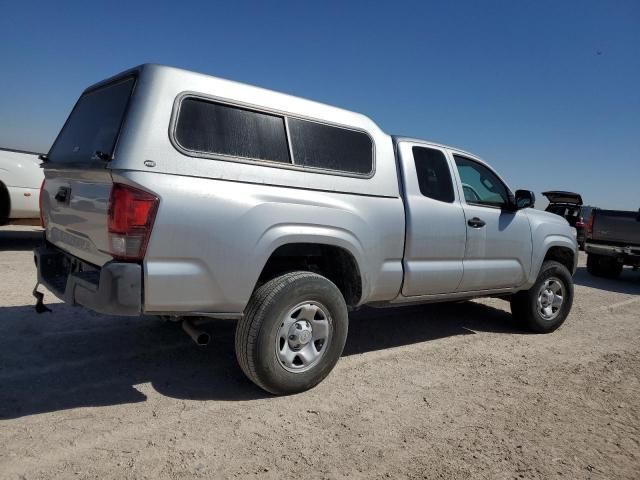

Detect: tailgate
41,75,136,266
42,169,114,266
592,210,640,245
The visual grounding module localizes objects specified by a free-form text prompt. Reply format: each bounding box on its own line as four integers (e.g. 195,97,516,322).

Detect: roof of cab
391,136,514,189
392,136,482,161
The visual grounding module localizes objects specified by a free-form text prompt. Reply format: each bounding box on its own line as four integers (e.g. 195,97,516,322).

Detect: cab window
454,155,508,207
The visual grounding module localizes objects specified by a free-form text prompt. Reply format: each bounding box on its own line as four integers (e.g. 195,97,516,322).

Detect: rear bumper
585,242,640,266
34,244,142,316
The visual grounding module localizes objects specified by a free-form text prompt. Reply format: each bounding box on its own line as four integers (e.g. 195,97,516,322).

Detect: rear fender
251,223,367,296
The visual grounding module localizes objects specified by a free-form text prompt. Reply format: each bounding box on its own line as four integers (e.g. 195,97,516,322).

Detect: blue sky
1,0,638,209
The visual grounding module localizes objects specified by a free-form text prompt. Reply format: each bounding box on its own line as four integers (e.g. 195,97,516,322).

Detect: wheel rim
275,301,332,373
536,277,565,321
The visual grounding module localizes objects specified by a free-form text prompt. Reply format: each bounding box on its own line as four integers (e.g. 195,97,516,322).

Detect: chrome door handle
467,217,486,228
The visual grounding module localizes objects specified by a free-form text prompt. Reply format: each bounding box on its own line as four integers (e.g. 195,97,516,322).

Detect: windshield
48,76,136,164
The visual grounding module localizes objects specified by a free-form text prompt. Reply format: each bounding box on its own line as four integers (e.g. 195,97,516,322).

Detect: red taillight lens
39,179,46,228
108,183,159,261
586,214,595,238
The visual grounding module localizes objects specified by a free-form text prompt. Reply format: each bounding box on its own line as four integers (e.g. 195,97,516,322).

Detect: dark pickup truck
585,208,640,278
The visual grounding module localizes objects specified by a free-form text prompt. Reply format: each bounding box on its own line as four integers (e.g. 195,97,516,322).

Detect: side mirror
515,189,536,209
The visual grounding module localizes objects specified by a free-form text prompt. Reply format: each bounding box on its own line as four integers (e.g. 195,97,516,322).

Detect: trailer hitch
32,283,52,314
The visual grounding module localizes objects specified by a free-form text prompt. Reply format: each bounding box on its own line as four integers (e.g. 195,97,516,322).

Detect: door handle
467,217,486,228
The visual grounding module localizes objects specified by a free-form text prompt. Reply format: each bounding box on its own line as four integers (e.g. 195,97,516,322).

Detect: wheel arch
543,245,576,273
254,237,365,308
525,234,577,288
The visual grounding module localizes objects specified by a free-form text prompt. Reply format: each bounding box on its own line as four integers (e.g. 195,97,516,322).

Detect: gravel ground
1,226,639,479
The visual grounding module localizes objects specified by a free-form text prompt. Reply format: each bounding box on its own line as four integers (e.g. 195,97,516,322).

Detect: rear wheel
587,253,622,278
235,271,348,395
510,260,574,333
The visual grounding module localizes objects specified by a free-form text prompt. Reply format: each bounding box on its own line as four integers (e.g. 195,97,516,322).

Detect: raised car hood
542,191,583,205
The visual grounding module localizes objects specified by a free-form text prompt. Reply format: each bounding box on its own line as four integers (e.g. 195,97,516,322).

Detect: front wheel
235,271,348,395
510,260,574,333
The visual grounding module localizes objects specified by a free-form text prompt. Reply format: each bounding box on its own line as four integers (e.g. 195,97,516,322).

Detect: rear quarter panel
118,170,405,314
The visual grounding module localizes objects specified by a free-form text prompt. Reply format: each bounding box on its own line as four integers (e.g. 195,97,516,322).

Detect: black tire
235,271,348,395
510,260,574,333
587,254,622,278
0,181,10,226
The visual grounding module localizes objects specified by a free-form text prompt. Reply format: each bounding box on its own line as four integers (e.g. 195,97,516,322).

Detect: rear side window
412,147,454,202
287,118,373,175
175,98,291,163
174,97,374,176
49,77,136,164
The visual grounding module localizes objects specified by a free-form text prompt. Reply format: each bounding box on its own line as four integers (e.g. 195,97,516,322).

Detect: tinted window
547,205,580,224
49,77,135,164
454,155,508,207
176,98,290,163
412,147,454,202
287,118,373,175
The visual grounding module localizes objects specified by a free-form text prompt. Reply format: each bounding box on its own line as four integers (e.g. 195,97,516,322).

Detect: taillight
586,214,595,238
39,179,46,228
108,183,159,261
575,217,585,228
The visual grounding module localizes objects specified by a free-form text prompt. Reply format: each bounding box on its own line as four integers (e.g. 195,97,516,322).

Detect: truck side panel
395,141,467,295
119,170,406,314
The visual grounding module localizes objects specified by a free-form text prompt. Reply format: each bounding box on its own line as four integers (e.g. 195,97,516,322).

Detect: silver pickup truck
35,64,578,394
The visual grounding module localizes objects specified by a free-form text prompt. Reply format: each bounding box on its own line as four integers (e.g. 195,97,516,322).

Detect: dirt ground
1,226,639,480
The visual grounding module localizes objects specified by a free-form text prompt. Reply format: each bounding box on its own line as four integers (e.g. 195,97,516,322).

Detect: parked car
542,191,592,249
34,64,578,394
0,147,44,225
585,208,640,278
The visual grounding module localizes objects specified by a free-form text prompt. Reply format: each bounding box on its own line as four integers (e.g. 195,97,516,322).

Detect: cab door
451,154,532,291
397,142,467,296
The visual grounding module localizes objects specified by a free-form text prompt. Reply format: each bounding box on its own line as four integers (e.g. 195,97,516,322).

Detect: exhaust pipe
182,319,210,346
